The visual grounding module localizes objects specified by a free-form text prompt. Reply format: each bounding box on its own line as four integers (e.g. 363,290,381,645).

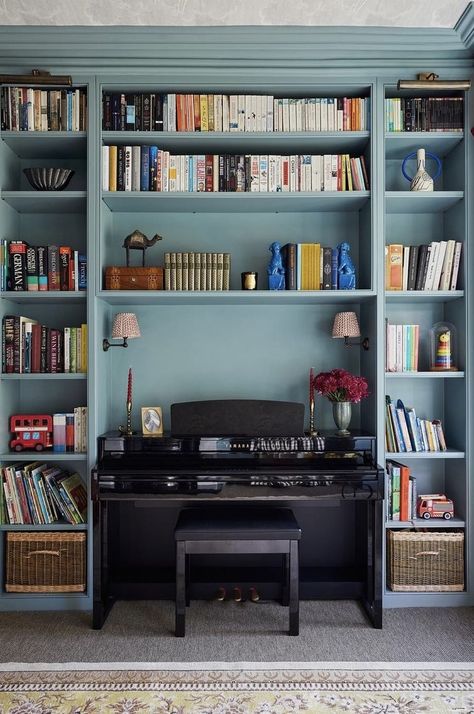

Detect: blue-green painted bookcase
0,7,473,612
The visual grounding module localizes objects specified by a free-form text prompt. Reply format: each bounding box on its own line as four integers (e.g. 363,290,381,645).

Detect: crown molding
455,1,474,49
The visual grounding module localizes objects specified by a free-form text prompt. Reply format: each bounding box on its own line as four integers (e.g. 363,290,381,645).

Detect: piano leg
93,499,116,629
281,553,289,606
361,499,383,629
288,540,299,636
175,541,186,637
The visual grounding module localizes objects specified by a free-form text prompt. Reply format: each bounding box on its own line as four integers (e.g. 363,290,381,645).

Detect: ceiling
0,0,469,27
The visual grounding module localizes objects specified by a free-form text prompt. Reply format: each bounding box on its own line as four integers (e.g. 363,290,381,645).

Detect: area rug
0,662,473,713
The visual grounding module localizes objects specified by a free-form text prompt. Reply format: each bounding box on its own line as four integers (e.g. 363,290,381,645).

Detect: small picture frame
141,406,163,436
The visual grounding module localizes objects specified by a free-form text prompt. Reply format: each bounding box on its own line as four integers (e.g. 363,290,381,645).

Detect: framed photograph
141,407,163,436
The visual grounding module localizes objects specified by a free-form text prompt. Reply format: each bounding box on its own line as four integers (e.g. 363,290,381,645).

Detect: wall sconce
0,69,73,86
397,73,471,91
332,311,369,351
103,312,141,351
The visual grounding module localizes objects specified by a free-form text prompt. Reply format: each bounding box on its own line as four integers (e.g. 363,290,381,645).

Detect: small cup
241,271,258,290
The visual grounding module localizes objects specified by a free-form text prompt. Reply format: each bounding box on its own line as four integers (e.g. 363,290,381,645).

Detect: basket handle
25,550,61,558
409,550,441,558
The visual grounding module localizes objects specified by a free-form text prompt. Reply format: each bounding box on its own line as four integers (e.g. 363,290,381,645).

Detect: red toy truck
417,494,454,520
9,414,53,452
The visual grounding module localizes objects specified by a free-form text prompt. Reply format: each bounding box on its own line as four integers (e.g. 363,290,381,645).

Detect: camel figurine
123,229,163,267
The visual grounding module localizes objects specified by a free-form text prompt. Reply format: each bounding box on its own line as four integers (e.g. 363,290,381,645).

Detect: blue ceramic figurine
267,241,286,290
337,241,356,290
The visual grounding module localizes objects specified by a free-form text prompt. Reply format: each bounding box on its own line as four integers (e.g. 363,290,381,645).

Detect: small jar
429,321,458,371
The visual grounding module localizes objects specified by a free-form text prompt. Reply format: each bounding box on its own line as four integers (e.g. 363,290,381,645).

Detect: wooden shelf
1,291,86,304
385,518,465,528
385,450,465,459
385,191,464,213
385,371,464,378
1,191,87,213
0,453,87,462
97,289,375,305
385,290,463,302
0,131,87,159
102,130,370,154
102,191,370,213
1,373,87,381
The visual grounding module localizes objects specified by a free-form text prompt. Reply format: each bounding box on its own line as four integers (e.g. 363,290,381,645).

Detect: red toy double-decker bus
9,414,53,452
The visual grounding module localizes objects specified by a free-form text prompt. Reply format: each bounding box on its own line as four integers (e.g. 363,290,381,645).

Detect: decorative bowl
23,168,74,191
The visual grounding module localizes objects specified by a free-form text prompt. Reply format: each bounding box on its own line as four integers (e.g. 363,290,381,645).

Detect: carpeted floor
0,663,473,713
0,600,473,663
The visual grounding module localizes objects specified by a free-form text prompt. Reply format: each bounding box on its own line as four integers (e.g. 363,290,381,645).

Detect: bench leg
281,553,289,606
288,540,299,636
175,541,186,637
185,554,191,607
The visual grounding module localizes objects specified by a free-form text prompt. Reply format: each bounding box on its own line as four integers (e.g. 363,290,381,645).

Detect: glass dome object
429,321,458,371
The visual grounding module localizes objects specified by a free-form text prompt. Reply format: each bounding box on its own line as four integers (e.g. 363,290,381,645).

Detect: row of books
164,252,231,291
1,87,87,132
386,460,417,521
102,93,370,133
385,240,462,292
102,148,370,193
0,240,87,293
53,408,88,453
385,97,463,132
282,243,352,291
0,463,87,525
385,322,419,372
2,316,87,374
385,396,447,453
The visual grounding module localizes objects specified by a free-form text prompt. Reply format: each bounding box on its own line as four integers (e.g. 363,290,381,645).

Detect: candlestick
127,367,132,403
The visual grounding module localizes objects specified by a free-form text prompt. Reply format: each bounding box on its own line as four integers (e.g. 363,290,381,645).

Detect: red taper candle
127,367,132,403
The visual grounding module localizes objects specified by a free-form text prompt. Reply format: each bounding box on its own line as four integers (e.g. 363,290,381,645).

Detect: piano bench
174,507,301,637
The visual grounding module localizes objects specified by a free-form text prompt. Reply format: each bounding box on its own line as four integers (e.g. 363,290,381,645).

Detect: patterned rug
0,663,473,713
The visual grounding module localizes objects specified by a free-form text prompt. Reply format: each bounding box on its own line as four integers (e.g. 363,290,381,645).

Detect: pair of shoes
215,587,260,602
215,587,243,602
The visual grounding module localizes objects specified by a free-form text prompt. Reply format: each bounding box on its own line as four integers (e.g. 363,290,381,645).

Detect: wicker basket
387,529,464,592
5,532,86,593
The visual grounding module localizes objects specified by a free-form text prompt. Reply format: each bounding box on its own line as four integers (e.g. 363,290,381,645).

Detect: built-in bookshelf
0,20,472,612
0,92,90,608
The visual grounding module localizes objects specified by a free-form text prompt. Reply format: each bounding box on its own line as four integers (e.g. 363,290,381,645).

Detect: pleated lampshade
332,311,361,338
112,313,141,339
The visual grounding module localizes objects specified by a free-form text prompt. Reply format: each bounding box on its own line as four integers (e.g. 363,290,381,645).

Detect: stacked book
386,460,417,521
385,396,447,453
385,97,463,132
102,148,369,193
385,240,462,291
0,240,87,293
2,316,87,374
164,252,230,291
0,463,87,525
1,87,87,132
282,243,349,291
385,321,420,372
102,92,370,132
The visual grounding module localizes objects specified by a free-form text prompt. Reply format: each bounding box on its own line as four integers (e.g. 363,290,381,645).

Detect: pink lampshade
111,313,141,340
332,311,361,339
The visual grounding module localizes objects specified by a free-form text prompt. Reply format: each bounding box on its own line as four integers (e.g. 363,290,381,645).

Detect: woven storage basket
5,532,86,593
388,529,464,592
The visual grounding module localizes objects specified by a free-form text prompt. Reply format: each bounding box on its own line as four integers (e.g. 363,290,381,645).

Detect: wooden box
5,532,86,593
387,530,464,592
104,266,163,290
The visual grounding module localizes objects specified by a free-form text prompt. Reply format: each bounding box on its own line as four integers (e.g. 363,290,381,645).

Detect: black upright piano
93,401,384,630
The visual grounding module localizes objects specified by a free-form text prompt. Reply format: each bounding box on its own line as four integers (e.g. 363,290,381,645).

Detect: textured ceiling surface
0,0,469,27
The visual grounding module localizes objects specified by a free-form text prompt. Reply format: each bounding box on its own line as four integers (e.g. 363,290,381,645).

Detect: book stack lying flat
164,252,231,291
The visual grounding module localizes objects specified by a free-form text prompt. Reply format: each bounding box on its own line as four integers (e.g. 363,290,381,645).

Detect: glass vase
332,401,352,435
